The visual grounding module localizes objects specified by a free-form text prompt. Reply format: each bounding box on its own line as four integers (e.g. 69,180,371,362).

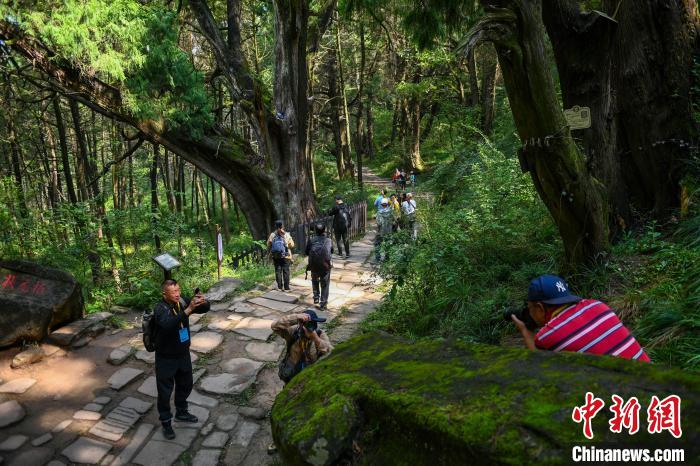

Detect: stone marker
73,410,101,421
108,423,153,466
215,413,239,431
62,437,112,464
0,435,28,451
186,389,219,408
107,345,133,365
232,317,275,341
192,449,221,466
0,400,25,428
11,346,45,368
245,341,283,361
108,367,144,390
31,433,52,447
190,331,223,353
247,297,297,312
135,350,156,364
0,259,84,347
262,290,300,303
0,378,36,394
231,421,260,447
202,431,228,448
52,420,72,433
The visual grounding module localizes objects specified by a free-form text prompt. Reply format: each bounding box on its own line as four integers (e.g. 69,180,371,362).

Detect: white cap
380,198,389,205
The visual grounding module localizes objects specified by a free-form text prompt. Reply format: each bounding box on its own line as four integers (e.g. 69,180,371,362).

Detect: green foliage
366,130,560,343
20,0,212,138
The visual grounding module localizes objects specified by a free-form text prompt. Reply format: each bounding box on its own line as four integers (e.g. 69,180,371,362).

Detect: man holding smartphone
153,279,210,440
271,309,333,383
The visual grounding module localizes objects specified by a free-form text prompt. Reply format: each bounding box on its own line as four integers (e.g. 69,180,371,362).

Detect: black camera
503,304,538,331
303,321,317,331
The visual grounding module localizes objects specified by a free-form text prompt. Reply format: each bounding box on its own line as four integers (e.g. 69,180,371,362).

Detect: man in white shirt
401,193,417,240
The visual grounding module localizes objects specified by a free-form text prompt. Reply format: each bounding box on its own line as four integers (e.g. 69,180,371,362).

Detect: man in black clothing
153,279,210,439
305,223,333,310
326,195,351,258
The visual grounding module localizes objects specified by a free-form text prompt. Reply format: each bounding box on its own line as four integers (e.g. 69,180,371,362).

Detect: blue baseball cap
527,275,582,305
302,309,327,323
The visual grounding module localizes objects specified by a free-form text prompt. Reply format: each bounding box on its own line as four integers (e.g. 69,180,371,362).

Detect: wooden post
216,224,223,280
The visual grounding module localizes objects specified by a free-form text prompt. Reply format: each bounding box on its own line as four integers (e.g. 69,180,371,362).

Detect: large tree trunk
326,47,347,179
1,10,315,239
150,144,162,252
334,17,355,179
477,44,499,136
542,0,699,234
467,0,609,265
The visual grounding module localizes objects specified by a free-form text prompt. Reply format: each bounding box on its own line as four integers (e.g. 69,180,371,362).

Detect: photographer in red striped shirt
511,275,650,362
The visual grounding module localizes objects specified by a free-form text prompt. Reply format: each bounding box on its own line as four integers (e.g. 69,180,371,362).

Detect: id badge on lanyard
173,302,189,343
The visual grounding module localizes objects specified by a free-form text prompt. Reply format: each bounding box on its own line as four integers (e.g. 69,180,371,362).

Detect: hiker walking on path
375,198,394,261
267,220,295,291
272,310,333,384
327,195,352,258
152,279,210,440
390,194,401,232
401,193,417,240
305,223,333,310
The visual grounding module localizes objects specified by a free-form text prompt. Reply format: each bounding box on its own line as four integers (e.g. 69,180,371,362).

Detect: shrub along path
0,195,388,465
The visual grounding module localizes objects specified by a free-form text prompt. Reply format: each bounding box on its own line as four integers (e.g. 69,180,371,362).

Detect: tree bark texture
467,0,609,265
542,0,699,233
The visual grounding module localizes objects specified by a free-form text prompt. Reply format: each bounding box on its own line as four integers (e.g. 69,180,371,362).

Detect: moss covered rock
271,332,699,465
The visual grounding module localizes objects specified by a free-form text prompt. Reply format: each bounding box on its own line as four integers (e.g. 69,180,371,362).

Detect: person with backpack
271,309,333,384
401,192,417,240
267,220,295,291
149,279,210,440
305,223,333,310
389,193,401,232
326,195,352,258
375,198,394,261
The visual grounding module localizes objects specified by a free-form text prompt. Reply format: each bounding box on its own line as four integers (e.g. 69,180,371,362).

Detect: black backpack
143,298,186,352
337,206,351,230
278,328,322,383
307,236,332,274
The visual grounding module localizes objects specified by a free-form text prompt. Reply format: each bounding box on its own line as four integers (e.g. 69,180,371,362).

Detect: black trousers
312,270,331,307
155,353,193,423
334,228,349,256
273,258,290,289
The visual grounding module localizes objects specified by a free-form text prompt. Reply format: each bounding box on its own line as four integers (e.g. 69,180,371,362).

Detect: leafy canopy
11,0,212,138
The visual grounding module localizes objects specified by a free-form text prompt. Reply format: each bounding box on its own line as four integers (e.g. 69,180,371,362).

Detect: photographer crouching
508,275,650,362
272,310,333,384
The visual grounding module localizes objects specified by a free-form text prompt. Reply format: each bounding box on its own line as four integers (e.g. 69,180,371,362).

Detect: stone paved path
0,222,383,466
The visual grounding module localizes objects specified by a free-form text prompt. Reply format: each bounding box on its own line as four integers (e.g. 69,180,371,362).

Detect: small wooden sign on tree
564,105,592,130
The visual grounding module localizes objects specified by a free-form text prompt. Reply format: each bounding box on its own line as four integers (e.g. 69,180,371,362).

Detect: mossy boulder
271,332,699,465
